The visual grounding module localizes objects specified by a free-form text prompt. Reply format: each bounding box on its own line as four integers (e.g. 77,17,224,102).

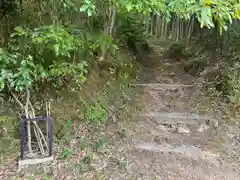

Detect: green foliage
49,62,88,83
115,0,240,33
185,21,240,106
1,0,240,95
221,24,240,61
0,0,20,18
0,25,89,92
84,103,108,124
117,13,149,46
116,0,168,15
94,32,119,57
168,0,239,33
193,23,240,56
76,0,240,33
9,25,76,58
30,25,75,57
79,0,96,17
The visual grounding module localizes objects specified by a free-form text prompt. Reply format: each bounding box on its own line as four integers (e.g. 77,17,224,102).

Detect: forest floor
1,43,240,179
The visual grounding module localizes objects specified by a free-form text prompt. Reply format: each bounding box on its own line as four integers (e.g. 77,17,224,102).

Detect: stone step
139,112,217,125
135,143,219,163
134,83,195,90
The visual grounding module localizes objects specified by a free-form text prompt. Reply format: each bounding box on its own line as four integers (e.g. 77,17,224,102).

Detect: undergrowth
84,103,108,124
167,25,240,114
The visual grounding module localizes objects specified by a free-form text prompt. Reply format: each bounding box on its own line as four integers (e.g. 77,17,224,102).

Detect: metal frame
19,115,53,160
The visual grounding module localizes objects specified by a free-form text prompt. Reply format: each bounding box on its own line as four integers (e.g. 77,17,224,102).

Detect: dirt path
1,44,240,179
102,44,240,180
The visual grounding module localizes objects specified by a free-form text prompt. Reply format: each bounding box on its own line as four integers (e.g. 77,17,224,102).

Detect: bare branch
10,91,24,109
24,87,33,154
25,87,30,118
29,100,36,117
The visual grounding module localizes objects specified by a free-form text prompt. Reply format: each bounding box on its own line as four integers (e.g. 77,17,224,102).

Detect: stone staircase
135,44,218,132
116,44,239,180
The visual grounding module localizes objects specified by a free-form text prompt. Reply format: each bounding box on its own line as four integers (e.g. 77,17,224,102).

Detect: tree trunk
161,17,165,40
176,17,179,42
164,18,168,40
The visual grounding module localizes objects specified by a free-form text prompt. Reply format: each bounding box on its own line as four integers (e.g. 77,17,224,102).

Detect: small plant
60,148,73,159
82,155,90,164
84,103,108,124
95,135,105,150
56,119,73,143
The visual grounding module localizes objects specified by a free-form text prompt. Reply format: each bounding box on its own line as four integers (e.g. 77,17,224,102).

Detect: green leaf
79,5,88,12
79,74,86,82
14,26,26,36
87,10,93,17
60,148,73,159
0,78,4,90
64,120,72,129
126,4,133,11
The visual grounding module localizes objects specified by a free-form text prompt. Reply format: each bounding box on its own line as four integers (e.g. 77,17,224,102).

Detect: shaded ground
1,43,240,179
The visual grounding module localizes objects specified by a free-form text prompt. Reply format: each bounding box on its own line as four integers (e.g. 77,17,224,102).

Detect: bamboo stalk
34,126,45,156
33,121,49,153
25,88,33,155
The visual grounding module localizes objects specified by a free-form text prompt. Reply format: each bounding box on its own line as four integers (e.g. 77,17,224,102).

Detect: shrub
166,42,187,61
